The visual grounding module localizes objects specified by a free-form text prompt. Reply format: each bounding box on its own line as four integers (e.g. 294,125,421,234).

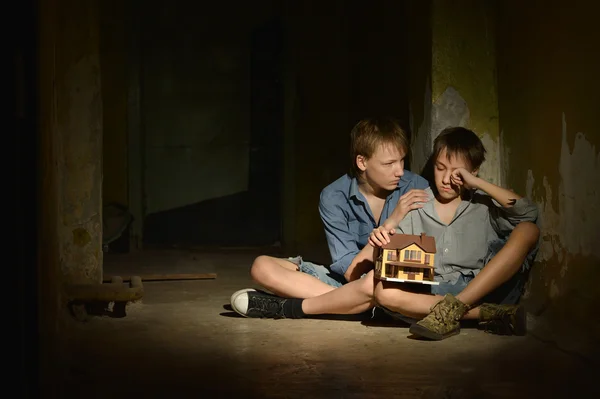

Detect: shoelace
431,301,465,324
490,306,511,319
252,295,285,319
432,302,452,323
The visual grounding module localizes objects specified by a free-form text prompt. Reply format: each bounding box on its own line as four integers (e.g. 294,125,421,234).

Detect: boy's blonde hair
349,118,409,178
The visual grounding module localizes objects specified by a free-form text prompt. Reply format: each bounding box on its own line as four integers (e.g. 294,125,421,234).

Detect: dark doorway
247,18,284,245
142,16,284,248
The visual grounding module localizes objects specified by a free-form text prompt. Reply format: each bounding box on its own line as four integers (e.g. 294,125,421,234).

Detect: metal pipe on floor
65,275,144,302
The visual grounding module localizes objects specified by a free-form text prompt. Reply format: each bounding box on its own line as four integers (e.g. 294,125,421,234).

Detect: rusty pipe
64,275,144,302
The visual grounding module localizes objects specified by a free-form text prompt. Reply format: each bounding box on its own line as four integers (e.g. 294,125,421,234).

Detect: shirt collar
421,187,474,224
349,177,362,201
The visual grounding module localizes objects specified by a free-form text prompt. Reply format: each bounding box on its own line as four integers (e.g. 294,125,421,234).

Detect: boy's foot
478,303,527,335
229,288,256,307
409,294,470,340
231,290,289,319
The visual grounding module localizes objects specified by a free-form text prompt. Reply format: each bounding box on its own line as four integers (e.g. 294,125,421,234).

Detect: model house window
387,265,398,278
423,269,430,278
403,267,416,276
387,250,397,261
425,254,431,265
404,249,422,261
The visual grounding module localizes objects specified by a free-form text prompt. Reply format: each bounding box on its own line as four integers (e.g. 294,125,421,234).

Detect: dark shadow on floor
143,191,280,247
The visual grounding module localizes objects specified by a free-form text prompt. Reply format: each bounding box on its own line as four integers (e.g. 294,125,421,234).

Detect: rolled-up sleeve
488,196,539,236
319,192,359,277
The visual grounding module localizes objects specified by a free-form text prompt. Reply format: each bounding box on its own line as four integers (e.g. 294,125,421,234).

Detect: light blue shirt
397,187,539,284
319,171,429,277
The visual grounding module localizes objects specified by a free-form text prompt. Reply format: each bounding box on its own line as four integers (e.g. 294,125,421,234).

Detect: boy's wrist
472,176,486,191
383,216,401,230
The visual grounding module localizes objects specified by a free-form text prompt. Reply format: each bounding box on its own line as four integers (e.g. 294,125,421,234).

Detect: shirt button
444,248,449,253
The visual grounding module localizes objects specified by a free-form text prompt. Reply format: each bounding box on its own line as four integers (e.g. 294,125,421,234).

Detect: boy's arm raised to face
451,168,522,207
451,167,538,230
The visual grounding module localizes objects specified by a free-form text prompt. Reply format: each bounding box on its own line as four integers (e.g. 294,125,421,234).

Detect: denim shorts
287,256,346,288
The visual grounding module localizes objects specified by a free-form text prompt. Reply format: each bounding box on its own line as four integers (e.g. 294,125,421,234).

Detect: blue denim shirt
319,171,429,277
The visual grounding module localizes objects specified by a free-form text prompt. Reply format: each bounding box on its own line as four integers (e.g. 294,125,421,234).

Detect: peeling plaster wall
38,0,104,393
497,0,600,358
55,2,103,285
431,0,500,184
406,0,501,184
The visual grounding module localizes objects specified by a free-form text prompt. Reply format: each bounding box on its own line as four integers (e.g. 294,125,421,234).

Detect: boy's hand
451,168,482,191
393,189,431,221
369,225,395,247
370,189,431,247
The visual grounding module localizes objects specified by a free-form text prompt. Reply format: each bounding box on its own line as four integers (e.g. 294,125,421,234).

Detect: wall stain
72,227,91,247
526,113,599,301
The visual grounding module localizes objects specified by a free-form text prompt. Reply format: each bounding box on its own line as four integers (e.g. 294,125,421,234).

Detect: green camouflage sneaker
409,294,470,340
478,303,527,336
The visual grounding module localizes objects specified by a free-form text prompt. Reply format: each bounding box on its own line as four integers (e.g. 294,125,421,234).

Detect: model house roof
381,233,436,253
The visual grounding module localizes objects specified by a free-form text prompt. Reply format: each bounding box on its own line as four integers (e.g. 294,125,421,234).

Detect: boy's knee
250,255,275,281
357,270,376,297
373,281,409,311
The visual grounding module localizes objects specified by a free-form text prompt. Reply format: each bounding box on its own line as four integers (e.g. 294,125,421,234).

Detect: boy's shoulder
320,174,353,204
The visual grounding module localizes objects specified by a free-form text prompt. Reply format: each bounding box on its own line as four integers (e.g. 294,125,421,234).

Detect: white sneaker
230,288,256,316
230,289,288,319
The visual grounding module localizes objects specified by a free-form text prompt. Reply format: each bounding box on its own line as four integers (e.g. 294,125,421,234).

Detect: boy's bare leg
250,255,337,299
301,270,377,315
374,222,540,320
374,282,480,320
454,221,539,306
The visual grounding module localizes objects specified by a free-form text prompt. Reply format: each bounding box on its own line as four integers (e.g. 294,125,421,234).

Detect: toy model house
374,233,439,285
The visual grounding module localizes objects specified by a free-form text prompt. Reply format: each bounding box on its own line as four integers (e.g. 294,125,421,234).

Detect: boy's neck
434,194,462,208
358,179,391,200
433,194,462,225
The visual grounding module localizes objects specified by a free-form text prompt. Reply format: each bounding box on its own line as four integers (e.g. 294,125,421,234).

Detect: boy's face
433,147,475,201
357,143,405,191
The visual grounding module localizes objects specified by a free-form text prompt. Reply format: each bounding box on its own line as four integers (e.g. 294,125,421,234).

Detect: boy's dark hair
432,127,486,171
349,117,410,178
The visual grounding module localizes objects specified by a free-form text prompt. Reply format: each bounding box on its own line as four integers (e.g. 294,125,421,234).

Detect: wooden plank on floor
103,273,217,283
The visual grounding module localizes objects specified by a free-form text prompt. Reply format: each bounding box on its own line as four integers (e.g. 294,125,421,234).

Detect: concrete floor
63,249,598,398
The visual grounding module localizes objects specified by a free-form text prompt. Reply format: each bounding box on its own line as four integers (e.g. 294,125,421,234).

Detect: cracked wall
57,52,103,284
407,0,500,184
497,0,600,358
38,0,104,393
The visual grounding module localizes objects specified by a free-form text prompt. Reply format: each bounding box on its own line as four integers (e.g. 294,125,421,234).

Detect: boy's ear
356,155,368,172
471,168,479,176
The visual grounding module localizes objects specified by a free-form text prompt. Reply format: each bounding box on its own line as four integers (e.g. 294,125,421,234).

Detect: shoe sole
230,288,256,317
409,323,460,341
